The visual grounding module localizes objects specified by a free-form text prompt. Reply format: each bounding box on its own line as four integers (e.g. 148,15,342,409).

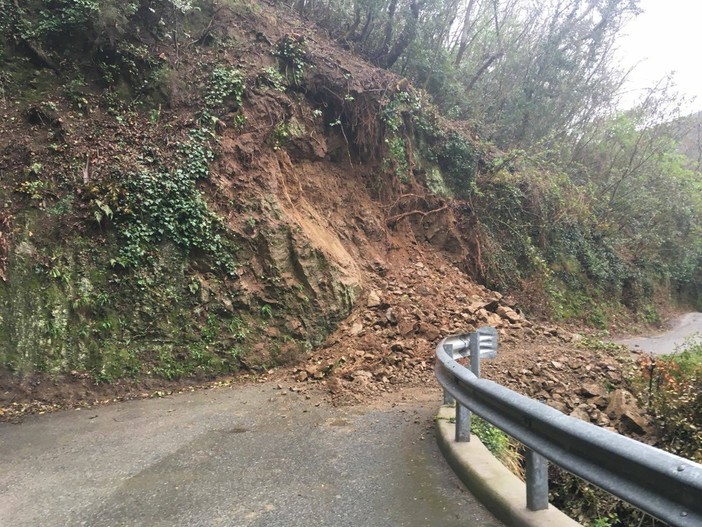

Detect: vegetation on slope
293,0,702,320
0,0,367,380
638,342,702,463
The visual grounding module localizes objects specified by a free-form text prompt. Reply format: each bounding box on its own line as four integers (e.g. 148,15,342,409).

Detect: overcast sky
616,0,702,114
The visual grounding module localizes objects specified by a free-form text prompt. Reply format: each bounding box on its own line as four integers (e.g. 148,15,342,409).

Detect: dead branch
386,205,448,226
383,192,427,211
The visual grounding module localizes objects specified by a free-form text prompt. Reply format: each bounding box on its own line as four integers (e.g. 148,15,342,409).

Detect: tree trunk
453,0,477,67
382,0,420,68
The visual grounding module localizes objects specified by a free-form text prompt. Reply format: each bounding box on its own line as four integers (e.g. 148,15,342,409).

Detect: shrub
638,341,702,462
273,34,307,86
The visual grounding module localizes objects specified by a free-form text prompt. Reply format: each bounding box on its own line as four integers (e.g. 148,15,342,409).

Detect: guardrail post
455,331,484,443
525,448,549,511
455,400,470,442
469,332,481,379
442,343,456,406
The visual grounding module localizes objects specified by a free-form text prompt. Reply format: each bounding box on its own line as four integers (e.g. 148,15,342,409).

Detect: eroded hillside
0,0,638,431
0,1,484,398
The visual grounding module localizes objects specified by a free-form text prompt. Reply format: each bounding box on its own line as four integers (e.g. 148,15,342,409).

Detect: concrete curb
435,405,581,527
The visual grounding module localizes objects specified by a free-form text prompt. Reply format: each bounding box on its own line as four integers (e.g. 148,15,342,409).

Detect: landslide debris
286,249,652,440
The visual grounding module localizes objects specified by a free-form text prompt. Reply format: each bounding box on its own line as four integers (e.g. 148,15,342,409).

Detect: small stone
398,320,416,337
419,322,440,341
385,308,398,325
570,406,590,422
264,326,281,338
350,322,364,336
367,291,382,308
596,413,610,427
549,401,568,413
485,313,503,327
559,332,575,342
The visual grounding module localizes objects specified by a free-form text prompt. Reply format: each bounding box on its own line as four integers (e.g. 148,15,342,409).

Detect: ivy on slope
115,128,236,274
378,90,480,196
110,67,245,275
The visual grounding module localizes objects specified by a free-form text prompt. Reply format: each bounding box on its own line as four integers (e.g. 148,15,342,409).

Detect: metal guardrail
435,327,702,527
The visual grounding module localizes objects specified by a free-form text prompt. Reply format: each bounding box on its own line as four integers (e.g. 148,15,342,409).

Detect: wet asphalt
616,312,702,355
0,383,502,527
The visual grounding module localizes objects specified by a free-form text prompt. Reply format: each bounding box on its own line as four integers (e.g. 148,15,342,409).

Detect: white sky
616,0,702,114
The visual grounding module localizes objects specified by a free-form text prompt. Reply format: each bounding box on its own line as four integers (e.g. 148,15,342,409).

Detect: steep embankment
0,2,476,392
0,1,638,438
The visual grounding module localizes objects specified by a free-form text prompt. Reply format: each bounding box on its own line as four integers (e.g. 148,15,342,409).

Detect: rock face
0,206,362,375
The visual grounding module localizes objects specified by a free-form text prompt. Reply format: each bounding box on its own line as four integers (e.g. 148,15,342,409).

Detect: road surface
0,383,502,527
616,312,702,355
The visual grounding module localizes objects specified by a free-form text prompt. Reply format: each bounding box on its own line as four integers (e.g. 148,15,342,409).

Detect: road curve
0,383,502,527
616,312,702,355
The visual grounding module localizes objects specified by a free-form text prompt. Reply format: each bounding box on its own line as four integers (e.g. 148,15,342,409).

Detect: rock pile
295,252,639,440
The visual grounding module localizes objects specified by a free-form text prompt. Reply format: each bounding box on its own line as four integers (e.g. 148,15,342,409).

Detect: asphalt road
0,383,502,527
616,312,702,355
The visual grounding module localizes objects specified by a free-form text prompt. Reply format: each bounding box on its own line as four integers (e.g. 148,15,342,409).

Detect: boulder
605,389,651,435
579,382,607,398
619,411,651,436
605,389,637,419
